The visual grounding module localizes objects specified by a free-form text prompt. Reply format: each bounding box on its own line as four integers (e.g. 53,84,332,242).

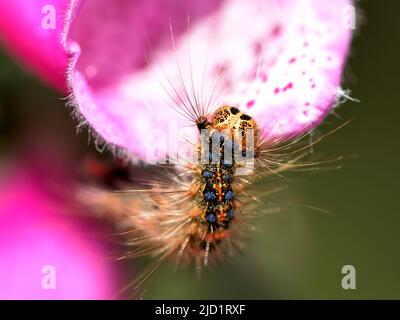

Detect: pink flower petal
0,169,116,299
0,0,69,91
64,0,354,160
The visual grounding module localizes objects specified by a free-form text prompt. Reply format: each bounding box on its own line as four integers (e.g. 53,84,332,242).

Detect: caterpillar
78,100,341,297
76,21,348,297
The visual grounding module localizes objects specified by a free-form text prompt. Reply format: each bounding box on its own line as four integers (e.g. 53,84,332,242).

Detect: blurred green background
0,1,399,299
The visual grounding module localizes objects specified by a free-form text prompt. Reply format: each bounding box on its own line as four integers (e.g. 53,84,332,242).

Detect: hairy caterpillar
76,20,349,298
79,103,343,297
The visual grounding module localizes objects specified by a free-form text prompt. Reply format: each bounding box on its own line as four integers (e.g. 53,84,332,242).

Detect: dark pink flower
0,0,69,91
0,167,116,299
